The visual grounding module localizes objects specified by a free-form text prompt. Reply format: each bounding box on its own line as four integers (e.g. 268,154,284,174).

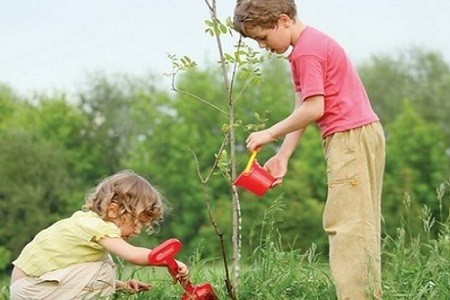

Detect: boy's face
244,16,293,54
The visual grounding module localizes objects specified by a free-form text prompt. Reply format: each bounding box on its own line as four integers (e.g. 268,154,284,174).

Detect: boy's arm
270,94,324,138
262,93,308,184
246,94,324,152
275,92,308,159
264,129,304,186
276,129,305,159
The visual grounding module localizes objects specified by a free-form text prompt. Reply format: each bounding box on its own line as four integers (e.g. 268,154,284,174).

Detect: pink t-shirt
289,27,378,137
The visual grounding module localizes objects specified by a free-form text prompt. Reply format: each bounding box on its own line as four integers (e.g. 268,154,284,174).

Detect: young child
10,170,189,299
234,0,385,299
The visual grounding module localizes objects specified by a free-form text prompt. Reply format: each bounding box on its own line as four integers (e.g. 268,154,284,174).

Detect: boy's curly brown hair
234,0,297,37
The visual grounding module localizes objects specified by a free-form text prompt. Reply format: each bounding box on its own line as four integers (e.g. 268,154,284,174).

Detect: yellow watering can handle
244,151,258,174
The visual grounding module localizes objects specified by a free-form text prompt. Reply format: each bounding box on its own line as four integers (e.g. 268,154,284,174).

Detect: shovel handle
148,239,194,291
148,238,182,275
243,151,258,174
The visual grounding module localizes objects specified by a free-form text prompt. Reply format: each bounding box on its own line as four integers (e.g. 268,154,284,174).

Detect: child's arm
99,237,151,265
98,237,189,280
246,95,324,152
275,92,308,159
116,279,151,293
261,93,307,185
264,129,304,186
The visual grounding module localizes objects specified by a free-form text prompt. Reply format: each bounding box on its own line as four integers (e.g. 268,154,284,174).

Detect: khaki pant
323,122,385,299
9,261,116,300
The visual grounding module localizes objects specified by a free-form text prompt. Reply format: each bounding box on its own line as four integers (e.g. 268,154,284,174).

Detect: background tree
0,131,71,260
77,74,140,183
360,48,450,146
0,85,19,128
382,100,450,236
124,70,224,250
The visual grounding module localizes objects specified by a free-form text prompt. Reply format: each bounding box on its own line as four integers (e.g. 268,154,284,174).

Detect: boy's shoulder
299,27,334,47
290,26,343,60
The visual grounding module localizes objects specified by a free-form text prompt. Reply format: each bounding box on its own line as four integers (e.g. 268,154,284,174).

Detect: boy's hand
246,129,276,152
116,279,151,293
264,155,289,186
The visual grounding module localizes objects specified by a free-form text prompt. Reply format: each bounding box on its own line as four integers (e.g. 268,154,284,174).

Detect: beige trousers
323,122,385,300
9,260,116,300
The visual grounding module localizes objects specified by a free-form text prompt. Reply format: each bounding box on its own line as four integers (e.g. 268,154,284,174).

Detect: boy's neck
291,18,307,46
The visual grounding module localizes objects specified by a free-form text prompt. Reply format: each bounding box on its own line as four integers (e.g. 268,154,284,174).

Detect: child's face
244,17,293,54
115,213,147,239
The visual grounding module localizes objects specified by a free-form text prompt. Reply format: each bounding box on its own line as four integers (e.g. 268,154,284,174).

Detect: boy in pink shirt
234,0,385,299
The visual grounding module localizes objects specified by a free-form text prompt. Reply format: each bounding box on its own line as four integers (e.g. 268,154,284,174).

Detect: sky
1,0,450,97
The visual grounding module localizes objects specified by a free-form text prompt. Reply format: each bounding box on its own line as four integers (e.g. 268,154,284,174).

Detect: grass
105,242,334,300
1,181,449,299
113,180,450,299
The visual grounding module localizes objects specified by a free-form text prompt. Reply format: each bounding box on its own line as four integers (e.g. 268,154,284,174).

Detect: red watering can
234,151,275,196
148,238,217,300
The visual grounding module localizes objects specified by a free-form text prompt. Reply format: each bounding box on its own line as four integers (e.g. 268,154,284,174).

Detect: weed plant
381,181,450,299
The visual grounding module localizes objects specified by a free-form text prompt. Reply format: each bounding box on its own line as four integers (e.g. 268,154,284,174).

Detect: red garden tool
148,238,217,300
234,150,275,196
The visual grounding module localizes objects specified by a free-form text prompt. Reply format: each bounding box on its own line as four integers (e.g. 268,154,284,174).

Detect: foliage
382,101,450,237
0,247,11,274
124,68,229,251
360,48,450,143
239,198,335,299
0,85,19,129
381,179,450,299
77,74,139,182
0,114,75,261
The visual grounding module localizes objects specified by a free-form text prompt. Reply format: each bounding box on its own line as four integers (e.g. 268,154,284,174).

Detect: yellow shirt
13,210,121,277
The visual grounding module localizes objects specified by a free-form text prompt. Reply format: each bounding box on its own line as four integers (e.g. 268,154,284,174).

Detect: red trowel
148,238,217,300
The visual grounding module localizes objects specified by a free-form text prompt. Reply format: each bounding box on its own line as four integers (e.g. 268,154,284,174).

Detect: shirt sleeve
77,214,121,242
292,55,326,101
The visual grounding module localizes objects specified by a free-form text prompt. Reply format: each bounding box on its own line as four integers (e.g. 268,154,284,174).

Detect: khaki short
10,260,116,300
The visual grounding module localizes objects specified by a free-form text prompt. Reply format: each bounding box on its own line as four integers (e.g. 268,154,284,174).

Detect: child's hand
264,154,289,187
246,129,276,152
172,260,189,283
116,279,151,293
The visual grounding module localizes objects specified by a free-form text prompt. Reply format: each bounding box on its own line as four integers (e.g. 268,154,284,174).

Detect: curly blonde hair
83,170,167,234
234,0,297,37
